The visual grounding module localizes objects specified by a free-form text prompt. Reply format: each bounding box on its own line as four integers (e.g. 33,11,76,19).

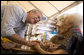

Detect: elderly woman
32,13,83,54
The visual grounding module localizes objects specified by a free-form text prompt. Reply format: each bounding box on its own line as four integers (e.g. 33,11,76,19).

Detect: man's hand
1,41,16,49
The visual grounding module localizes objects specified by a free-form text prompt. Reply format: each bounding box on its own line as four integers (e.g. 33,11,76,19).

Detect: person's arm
52,49,69,54
34,45,69,54
6,34,31,47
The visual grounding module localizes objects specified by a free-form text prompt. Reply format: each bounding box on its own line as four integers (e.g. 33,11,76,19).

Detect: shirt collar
22,12,29,26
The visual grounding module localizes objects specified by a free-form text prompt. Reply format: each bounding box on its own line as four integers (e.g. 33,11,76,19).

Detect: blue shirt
1,5,28,38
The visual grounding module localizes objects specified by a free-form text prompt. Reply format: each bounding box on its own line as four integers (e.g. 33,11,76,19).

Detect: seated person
32,13,83,54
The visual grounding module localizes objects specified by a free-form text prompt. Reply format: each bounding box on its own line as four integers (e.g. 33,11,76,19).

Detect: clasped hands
28,40,43,47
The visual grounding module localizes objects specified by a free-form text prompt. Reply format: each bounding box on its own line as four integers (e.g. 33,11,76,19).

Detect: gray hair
63,13,83,28
28,9,42,14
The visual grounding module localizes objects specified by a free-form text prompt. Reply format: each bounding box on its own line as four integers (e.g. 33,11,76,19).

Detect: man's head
26,9,43,24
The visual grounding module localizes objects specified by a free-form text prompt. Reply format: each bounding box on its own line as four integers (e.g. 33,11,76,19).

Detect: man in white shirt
1,5,43,47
